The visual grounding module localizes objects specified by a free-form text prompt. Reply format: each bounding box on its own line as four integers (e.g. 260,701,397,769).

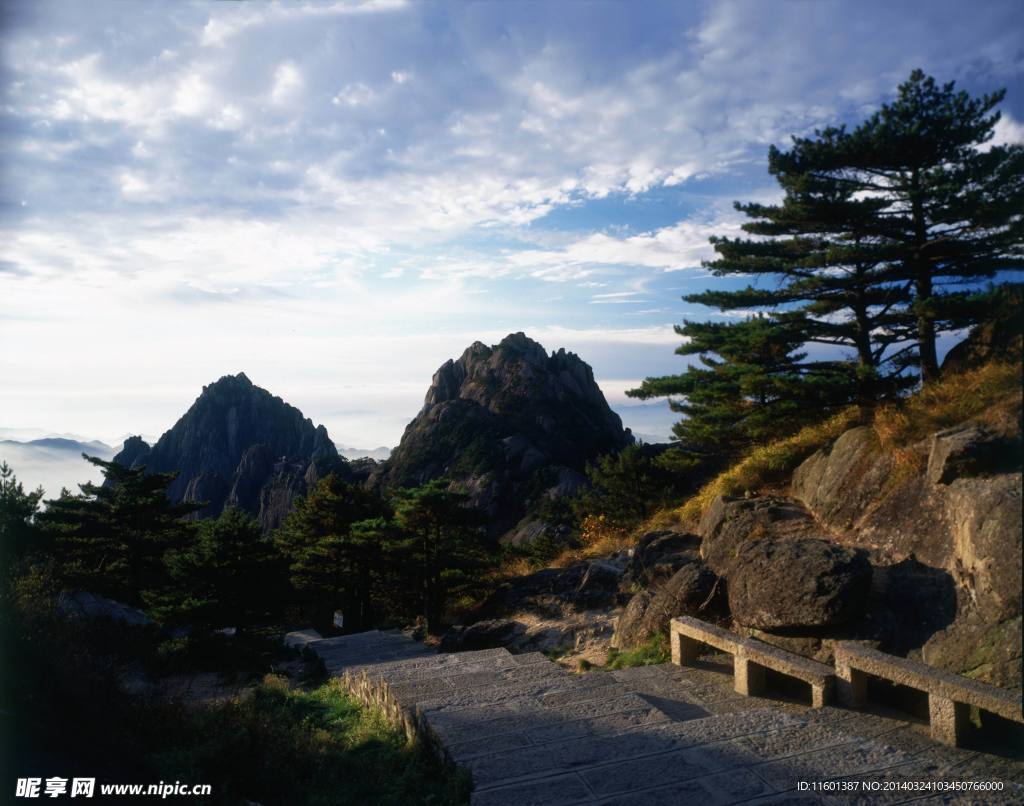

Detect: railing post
836,662,868,708
929,694,971,747
670,621,702,666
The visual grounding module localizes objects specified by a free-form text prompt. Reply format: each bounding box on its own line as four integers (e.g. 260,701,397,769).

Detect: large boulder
58,590,155,627
923,613,1022,691
791,427,895,531
613,561,719,649
727,538,872,630
943,473,1022,623
473,558,625,621
698,495,817,575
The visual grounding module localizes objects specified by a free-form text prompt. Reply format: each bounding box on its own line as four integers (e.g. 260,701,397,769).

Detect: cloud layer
2,0,1022,448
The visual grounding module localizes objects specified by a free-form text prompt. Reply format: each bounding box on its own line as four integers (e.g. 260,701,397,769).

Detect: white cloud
270,62,304,105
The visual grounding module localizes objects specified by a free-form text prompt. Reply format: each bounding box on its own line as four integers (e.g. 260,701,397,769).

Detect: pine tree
275,474,389,630
37,456,197,608
694,173,914,401
628,316,855,456
571,444,692,530
392,480,488,634
160,506,283,632
0,462,45,574
771,70,1024,380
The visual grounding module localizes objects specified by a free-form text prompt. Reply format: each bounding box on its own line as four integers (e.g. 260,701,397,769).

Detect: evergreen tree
36,456,197,608
571,444,693,530
275,474,389,630
0,462,45,574
160,506,283,632
694,173,914,401
769,70,1024,380
628,316,855,456
392,480,488,634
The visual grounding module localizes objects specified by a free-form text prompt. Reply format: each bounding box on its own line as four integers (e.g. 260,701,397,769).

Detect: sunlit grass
673,406,866,526
605,633,671,669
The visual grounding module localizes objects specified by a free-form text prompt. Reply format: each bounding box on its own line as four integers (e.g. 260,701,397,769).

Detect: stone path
309,631,1024,805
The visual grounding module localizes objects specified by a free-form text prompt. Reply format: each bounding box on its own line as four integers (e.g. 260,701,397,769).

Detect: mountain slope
112,373,346,530
375,333,632,540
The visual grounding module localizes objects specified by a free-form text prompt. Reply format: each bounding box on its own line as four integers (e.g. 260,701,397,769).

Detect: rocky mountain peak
381,333,632,540
112,374,346,530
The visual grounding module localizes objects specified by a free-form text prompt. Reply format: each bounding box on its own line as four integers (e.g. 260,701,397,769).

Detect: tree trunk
911,173,940,382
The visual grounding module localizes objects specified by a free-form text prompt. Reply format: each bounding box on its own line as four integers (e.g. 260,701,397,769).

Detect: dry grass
673,406,866,526
549,515,635,568
651,357,1021,529
873,359,1021,448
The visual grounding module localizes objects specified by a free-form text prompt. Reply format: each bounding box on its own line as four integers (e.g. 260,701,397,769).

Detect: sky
2,0,1023,461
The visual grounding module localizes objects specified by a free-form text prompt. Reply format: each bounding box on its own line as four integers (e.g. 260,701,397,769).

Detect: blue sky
2,0,1023,452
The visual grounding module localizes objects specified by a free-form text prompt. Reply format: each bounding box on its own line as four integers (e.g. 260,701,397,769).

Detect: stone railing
834,641,1023,746
671,616,834,708
670,615,1024,747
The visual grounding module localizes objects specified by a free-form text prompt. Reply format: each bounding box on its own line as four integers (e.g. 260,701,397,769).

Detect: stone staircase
308,631,1024,805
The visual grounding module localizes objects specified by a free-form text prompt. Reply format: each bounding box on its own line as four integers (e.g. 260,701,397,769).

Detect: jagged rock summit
112,373,345,530
376,333,632,540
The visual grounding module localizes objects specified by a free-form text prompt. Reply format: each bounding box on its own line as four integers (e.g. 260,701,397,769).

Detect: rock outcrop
375,333,632,540
613,530,722,649
112,373,348,530
790,402,1022,688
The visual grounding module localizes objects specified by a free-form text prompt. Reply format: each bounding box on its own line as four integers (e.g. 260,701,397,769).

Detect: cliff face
376,333,632,540
790,411,1022,689
113,373,346,530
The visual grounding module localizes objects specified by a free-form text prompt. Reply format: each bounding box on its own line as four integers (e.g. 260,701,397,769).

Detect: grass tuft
605,633,671,669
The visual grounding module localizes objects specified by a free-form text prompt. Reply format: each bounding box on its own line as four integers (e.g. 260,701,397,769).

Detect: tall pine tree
771,70,1024,380
275,474,389,630
393,480,488,634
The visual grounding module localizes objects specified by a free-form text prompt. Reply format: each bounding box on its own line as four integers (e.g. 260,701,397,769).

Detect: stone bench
738,638,835,708
671,616,743,663
670,616,834,708
834,641,1024,747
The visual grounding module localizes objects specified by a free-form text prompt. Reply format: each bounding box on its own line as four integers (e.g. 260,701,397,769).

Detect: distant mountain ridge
374,332,632,541
112,373,352,530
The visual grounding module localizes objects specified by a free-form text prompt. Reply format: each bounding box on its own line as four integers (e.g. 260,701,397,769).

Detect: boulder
440,619,527,652
698,495,816,575
473,558,625,620
791,427,895,531
923,613,1022,691
926,424,1017,485
727,538,872,630
613,561,718,649
58,590,155,627
943,473,1022,623
620,530,701,591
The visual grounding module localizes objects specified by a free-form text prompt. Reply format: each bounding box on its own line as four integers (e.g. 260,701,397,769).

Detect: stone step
308,634,1024,805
